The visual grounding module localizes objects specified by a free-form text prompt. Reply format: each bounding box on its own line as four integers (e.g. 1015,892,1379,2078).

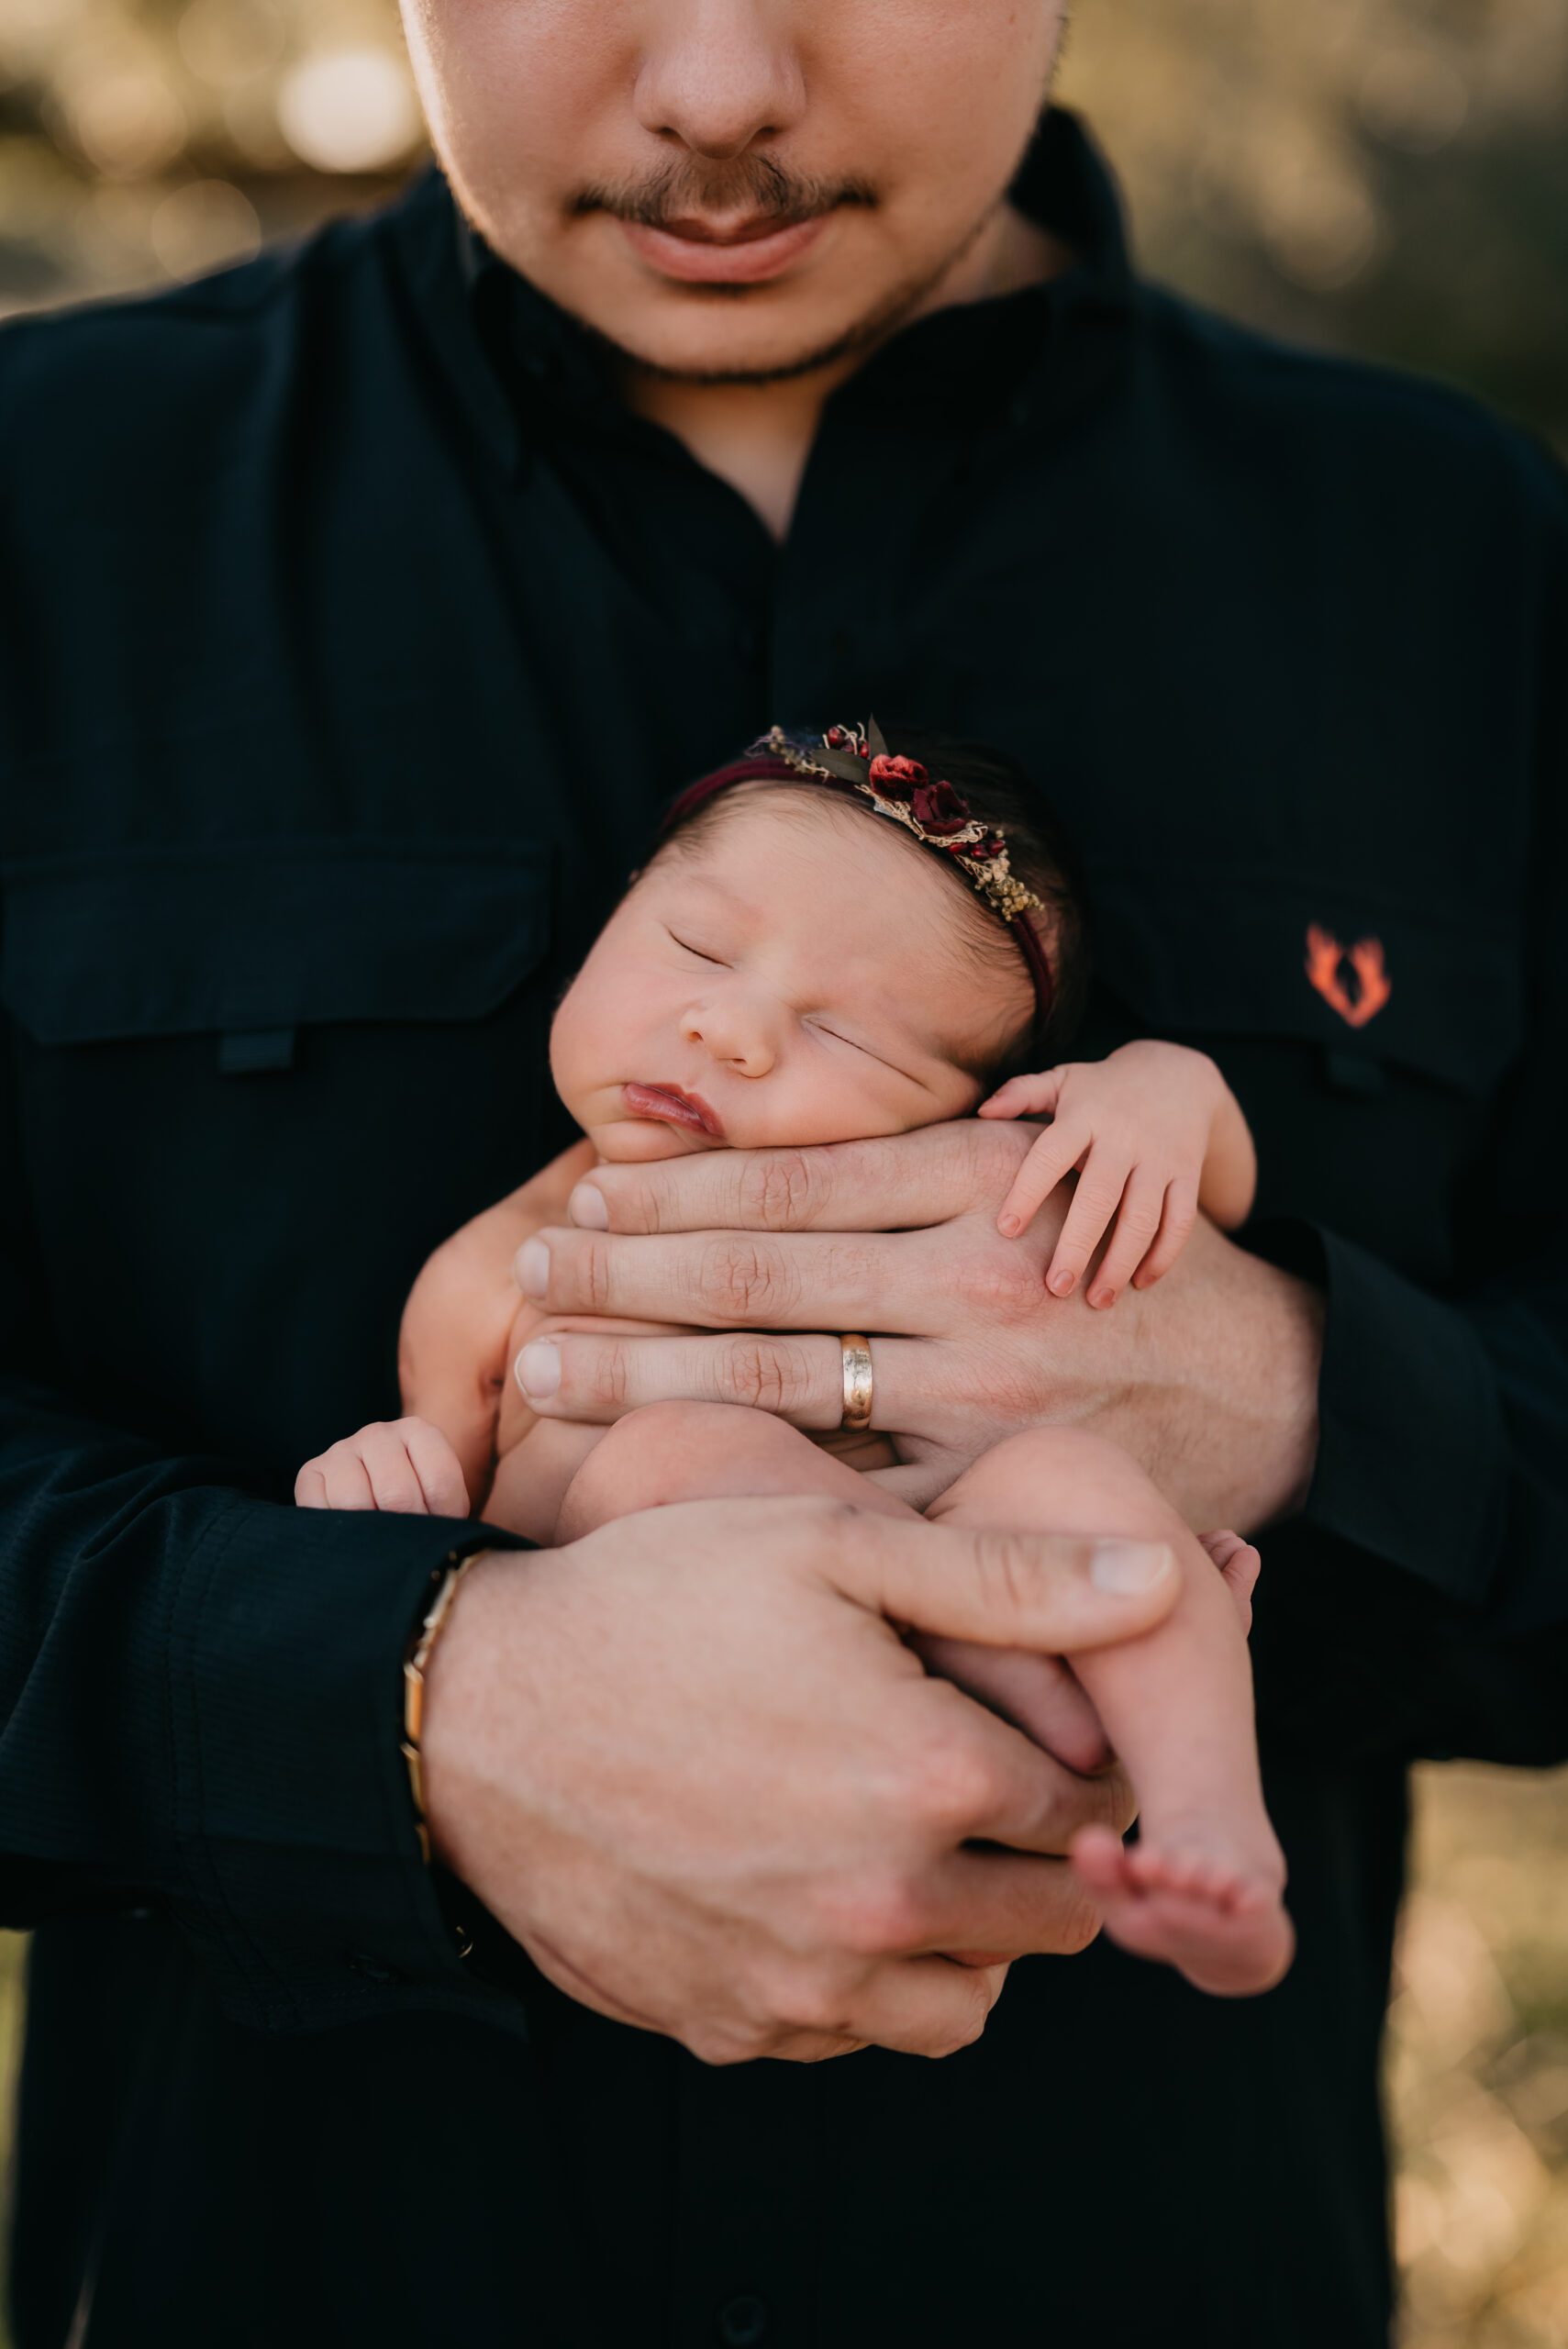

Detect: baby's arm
979,1041,1257,1307
397,1138,597,1507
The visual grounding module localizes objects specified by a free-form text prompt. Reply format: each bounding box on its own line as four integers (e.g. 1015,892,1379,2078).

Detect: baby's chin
585,1117,732,1164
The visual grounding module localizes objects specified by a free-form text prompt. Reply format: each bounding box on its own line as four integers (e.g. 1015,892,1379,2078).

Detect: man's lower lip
617,214,828,286
622,1083,723,1138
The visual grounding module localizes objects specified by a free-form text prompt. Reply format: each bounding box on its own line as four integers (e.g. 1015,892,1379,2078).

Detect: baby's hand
978,1041,1228,1307
295,1417,470,1517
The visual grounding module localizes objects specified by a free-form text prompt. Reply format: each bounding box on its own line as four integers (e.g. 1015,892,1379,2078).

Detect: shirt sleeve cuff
166,1497,537,2034
1247,1219,1507,1605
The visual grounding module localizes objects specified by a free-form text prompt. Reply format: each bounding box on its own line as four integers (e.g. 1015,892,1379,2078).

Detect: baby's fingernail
1088,1286,1113,1309
1050,1269,1076,1297
1091,1541,1174,1593
569,1182,608,1230
516,1238,550,1297
517,1339,561,1398
998,1212,1021,1237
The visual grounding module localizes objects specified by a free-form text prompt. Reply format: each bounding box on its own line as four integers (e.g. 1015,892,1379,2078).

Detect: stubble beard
584,190,1006,390
447,52,1064,390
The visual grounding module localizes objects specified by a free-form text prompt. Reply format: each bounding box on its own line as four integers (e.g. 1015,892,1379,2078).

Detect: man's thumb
836,1516,1179,1653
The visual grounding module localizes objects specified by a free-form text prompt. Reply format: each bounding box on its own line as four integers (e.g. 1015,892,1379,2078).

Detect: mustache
572,152,877,228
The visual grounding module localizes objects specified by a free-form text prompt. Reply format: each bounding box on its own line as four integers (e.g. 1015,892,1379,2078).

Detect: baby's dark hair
656,723,1088,1082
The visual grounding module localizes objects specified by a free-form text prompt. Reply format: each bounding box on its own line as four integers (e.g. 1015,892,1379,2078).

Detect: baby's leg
554,1399,908,1545
930,1429,1292,1996
555,1405,1113,1776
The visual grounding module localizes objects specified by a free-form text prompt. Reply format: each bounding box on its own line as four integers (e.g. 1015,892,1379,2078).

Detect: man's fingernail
569,1182,608,1230
517,1238,550,1297
1091,1541,1174,1593
517,1340,561,1399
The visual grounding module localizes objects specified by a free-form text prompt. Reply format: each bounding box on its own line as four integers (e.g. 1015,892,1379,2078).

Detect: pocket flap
0,840,551,1044
1088,872,1522,1095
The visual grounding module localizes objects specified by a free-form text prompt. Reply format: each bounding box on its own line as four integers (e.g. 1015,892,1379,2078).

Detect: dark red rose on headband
910,778,972,834
867,752,926,795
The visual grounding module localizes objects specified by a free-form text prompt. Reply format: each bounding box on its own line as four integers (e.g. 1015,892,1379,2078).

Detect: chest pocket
1082,869,1525,1283
0,838,552,1067
0,838,558,1466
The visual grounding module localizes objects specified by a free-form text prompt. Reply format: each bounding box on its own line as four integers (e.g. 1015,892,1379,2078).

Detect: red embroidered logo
1305,925,1393,1029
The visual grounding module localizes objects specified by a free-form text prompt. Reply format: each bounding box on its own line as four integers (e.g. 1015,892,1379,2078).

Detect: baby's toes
1128,1842,1218,1900
1069,1823,1134,1894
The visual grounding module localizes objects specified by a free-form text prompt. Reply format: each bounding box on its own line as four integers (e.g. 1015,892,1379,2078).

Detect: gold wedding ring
839,1333,874,1432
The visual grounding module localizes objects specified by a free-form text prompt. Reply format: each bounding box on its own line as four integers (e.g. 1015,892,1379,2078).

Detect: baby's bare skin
552,1401,1290,1996
395,1134,896,1543
303,786,1289,1996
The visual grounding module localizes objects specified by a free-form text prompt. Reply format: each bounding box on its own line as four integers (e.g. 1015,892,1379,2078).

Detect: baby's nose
682,1001,775,1077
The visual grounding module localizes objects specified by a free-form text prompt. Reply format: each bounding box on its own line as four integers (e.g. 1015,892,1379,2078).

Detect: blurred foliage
0,6,1565,2347
1391,1768,1568,2349
0,0,1563,448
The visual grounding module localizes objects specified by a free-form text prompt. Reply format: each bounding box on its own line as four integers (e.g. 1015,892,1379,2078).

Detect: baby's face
550,795,1030,1163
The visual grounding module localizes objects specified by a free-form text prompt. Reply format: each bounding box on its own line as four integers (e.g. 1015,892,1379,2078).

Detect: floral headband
660,718,1055,1025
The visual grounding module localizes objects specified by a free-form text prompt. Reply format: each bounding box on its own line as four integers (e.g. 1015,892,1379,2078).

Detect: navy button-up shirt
2,107,1564,2349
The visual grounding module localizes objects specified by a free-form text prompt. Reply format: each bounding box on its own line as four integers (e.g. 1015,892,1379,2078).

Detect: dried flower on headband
657,718,1058,1027
760,720,1051,930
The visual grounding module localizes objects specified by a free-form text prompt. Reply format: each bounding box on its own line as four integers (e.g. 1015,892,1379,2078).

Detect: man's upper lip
652,210,817,246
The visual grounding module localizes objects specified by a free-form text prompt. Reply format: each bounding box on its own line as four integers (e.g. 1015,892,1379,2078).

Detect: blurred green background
0,5,1565,2345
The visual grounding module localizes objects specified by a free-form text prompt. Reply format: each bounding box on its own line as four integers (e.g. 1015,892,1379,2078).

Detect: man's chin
543,249,940,389
569,300,886,388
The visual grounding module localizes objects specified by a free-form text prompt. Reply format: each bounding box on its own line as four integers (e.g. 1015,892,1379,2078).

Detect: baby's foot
1071,1821,1293,1997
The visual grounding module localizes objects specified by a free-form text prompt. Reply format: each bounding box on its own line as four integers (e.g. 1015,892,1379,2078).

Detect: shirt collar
394,104,1137,473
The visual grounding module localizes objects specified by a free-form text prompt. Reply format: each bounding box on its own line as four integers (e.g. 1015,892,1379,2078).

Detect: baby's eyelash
667,929,726,965
812,1019,889,1068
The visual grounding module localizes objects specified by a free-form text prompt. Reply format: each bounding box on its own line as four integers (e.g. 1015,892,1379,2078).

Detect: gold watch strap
402,1547,482,1882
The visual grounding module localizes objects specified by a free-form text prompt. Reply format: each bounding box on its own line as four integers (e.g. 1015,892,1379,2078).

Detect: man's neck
620,203,1070,542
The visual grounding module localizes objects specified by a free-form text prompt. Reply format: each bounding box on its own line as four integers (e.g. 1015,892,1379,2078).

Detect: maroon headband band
658,751,1056,1030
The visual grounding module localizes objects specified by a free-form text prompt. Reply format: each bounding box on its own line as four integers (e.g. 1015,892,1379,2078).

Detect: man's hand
420,1500,1177,2065
508,1123,1324,1530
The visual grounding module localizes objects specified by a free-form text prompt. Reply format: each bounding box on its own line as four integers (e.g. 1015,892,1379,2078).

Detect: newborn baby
299,721,1290,1997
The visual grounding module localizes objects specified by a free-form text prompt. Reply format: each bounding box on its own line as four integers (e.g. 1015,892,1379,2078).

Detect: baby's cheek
547,987,597,1128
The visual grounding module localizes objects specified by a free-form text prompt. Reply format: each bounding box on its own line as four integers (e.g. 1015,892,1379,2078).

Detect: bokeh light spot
176,0,286,91
276,45,420,174
59,58,186,179
149,177,261,280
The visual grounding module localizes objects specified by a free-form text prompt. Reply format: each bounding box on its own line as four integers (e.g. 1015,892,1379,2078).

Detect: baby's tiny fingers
1129,1177,1199,1289
995,1121,1085,1237
352,1423,434,1515
295,1461,329,1508
401,1417,471,1519
321,1444,377,1512
1044,1152,1132,1297
1084,1171,1166,1308
979,1068,1062,1119
1198,1530,1262,1631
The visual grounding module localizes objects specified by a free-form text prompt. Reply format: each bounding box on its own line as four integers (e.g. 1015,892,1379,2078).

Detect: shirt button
717,2293,771,2345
